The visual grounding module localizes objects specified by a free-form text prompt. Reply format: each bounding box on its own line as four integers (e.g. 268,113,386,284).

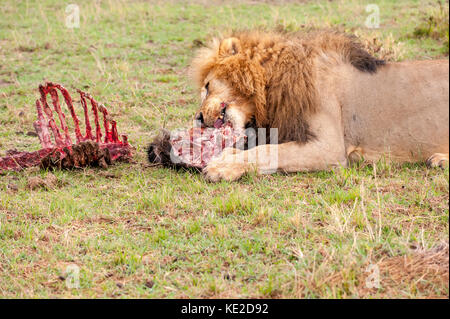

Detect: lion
190,30,449,182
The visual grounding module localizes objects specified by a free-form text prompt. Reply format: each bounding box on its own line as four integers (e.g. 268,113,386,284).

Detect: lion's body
191,31,450,181
323,59,449,163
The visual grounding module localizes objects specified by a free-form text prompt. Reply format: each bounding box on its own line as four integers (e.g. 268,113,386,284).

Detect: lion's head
190,30,384,143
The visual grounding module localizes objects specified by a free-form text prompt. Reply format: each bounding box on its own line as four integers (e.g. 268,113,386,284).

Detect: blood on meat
0,82,132,172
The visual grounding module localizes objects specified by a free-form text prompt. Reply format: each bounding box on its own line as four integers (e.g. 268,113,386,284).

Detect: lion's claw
426,153,449,169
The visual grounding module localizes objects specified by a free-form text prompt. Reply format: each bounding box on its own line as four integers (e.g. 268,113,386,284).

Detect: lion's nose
195,112,204,124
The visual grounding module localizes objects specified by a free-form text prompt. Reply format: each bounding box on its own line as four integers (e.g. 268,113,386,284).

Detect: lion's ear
219,37,241,57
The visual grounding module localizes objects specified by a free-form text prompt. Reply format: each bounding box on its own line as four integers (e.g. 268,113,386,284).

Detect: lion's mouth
214,118,225,129
214,102,229,129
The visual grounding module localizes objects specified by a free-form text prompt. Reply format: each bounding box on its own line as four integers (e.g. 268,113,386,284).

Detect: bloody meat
147,123,246,169
0,82,132,172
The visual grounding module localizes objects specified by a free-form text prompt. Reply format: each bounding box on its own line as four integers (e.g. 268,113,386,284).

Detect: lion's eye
201,82,209,102
205,82,210,96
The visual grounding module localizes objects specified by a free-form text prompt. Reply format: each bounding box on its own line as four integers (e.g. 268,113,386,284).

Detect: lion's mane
191,30,384,143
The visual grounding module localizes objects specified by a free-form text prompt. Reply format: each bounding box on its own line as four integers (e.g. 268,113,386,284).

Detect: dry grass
323,242,449,298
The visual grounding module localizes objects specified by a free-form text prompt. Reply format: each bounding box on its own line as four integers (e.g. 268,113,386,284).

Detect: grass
0,0,448,298
411,0,449,54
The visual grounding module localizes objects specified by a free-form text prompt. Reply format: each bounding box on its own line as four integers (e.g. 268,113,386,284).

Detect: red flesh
170,123,246,169
0,82,132,172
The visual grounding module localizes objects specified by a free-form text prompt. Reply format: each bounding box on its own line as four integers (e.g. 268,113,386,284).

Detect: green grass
0,0,448,298
411,0,449,54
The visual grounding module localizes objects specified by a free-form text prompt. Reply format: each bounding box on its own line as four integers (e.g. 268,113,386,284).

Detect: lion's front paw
426,153,449,168
204,161,249,182
203,148,251,182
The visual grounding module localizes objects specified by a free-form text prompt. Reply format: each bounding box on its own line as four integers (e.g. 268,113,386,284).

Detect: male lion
191,31,449,182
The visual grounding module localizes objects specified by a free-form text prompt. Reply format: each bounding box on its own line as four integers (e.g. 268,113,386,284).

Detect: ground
0,0,448,298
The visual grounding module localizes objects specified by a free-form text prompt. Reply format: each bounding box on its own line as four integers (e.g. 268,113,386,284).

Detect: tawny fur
191,30,384,143
190,30,449,182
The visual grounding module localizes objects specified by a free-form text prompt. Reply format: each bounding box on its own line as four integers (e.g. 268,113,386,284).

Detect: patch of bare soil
0,79,13,86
